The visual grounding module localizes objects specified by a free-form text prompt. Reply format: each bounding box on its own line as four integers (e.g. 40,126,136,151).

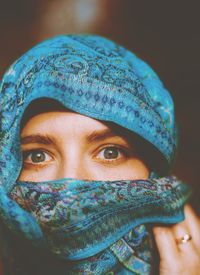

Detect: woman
0,34,199,274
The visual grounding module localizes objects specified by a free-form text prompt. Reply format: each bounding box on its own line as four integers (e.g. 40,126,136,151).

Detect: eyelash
22,149,53,166
94,145,128,163
22,145,129,166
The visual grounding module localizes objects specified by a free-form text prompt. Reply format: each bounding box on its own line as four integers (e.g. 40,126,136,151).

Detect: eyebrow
86,129,125,143
21,129,127,146
21,135,55,145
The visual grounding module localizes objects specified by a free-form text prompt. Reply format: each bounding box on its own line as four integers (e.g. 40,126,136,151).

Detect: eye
23,150,52,164
97,146,126,161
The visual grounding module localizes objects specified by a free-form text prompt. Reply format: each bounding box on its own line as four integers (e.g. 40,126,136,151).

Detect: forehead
21,98,66,128
21,99,136,143
21,110,111,137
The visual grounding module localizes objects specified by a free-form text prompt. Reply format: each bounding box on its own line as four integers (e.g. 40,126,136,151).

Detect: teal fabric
9,177,190,261
0,177,191,274
0,34,190,274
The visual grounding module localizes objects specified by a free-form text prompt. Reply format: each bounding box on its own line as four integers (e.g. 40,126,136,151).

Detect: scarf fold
0,175,191,274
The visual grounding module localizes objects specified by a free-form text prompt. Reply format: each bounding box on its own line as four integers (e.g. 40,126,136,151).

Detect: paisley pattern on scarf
6,176,190,274
0,35,191,274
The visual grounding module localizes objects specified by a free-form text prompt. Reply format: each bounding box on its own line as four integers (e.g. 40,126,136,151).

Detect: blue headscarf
0,34,190,274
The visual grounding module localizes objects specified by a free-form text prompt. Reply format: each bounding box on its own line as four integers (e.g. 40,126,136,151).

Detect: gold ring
176,233,192,244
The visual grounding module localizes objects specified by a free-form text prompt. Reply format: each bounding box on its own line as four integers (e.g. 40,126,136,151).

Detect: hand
153,204,200,275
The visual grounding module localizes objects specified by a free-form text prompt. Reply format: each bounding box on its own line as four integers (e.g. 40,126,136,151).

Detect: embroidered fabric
3,176,190,274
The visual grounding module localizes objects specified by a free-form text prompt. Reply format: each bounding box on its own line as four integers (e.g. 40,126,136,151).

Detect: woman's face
19,110,149,182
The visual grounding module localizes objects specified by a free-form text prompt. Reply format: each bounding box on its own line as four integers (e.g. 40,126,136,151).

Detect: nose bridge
56,147,89,180
61,162,86,180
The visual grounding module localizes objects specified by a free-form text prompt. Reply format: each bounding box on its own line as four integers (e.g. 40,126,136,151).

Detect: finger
184,204,200,249
170,214,200,272
170,220,195,255
153,225,179,264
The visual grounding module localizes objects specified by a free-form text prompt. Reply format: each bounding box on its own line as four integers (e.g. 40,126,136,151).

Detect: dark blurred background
0,0,199,211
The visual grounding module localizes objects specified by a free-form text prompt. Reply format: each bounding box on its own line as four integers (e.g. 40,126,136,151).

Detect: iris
103,147,119,159
24,150,47,163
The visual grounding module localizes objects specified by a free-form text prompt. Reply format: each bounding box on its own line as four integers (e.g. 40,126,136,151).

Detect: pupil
104,147,118,159
31,152,45,163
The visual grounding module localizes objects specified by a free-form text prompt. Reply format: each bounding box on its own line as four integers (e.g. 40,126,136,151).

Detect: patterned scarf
0,34,191,274
0,177,191,274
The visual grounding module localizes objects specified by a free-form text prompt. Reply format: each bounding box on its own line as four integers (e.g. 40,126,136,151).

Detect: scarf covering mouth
0,176,191,274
